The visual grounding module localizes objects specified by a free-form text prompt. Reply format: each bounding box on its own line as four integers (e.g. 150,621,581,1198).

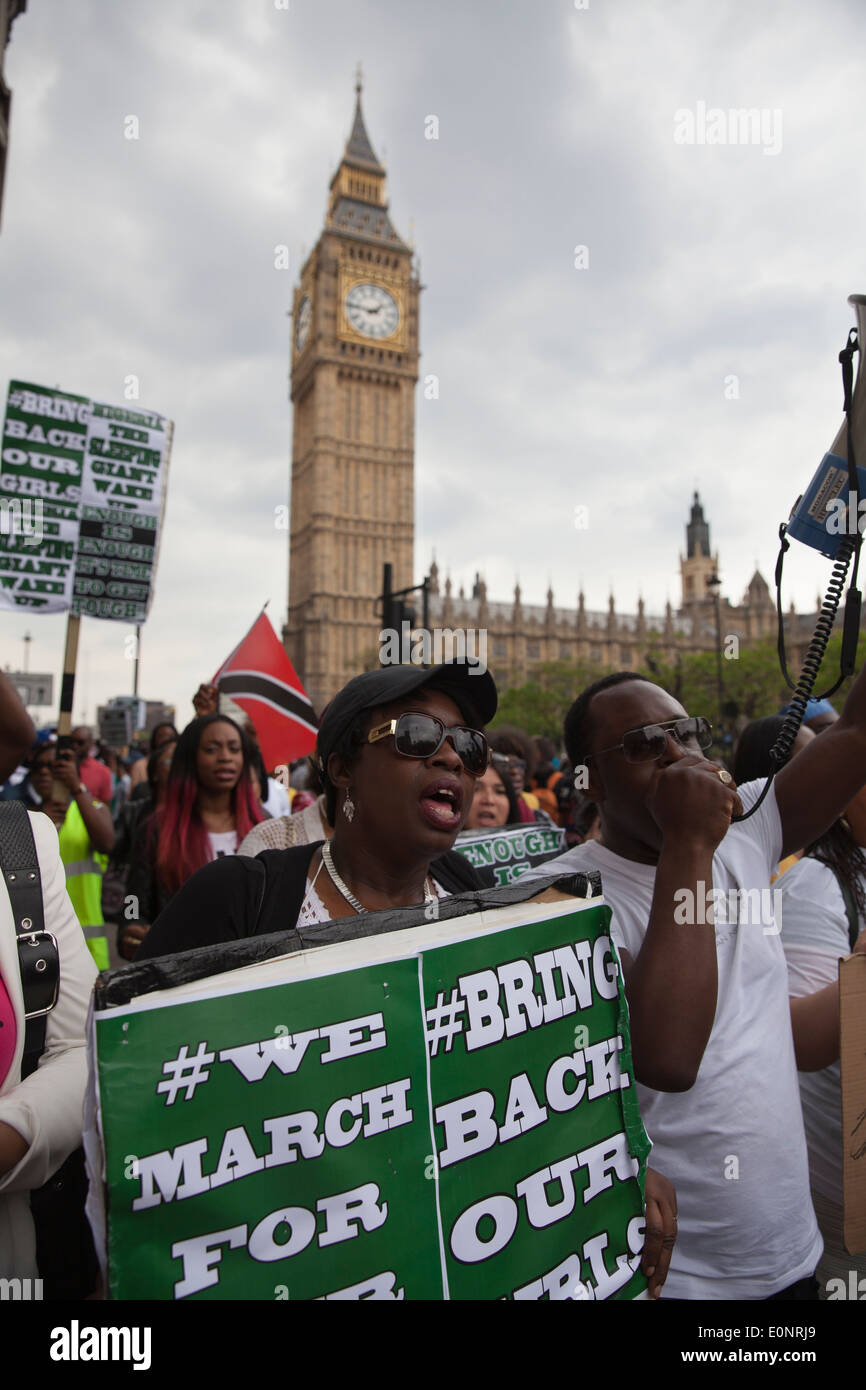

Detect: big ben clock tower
284,77,420,712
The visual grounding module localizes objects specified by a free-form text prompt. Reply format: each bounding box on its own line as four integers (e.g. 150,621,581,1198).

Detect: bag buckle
20,930,60,1018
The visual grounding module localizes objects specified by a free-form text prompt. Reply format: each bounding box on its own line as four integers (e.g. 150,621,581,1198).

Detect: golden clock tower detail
284,79,420,712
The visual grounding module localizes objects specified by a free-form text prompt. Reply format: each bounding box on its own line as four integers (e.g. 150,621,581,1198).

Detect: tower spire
325,73,406,241
343,69,385,175
687,490,710,559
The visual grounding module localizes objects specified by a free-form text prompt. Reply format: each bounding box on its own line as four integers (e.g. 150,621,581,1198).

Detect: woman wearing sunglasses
135,661,495,957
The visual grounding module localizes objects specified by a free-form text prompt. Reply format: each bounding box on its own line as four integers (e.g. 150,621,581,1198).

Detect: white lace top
298,859,448,926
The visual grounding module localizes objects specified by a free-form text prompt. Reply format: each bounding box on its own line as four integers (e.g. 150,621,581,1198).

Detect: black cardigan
135,841,483,961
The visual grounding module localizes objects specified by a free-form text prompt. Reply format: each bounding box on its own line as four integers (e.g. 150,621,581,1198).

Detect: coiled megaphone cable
733,323,862,823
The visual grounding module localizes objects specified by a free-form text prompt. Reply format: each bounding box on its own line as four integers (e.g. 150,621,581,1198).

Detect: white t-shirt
208,830,238,859
526,779,821,1299
777,855,861,1205
263,779,292,818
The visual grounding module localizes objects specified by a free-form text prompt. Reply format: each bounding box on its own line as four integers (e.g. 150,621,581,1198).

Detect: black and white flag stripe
218,669,318,732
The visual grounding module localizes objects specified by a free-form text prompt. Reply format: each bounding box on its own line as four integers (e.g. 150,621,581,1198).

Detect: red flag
212,612,317,770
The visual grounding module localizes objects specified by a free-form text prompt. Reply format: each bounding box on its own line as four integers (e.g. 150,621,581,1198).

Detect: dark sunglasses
586,716,713,764
367,712,490,777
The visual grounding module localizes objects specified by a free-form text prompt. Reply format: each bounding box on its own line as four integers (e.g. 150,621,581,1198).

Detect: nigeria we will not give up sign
90,887,652,1300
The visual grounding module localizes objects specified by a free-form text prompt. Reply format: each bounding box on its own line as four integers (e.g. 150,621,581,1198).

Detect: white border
93,894,601,1021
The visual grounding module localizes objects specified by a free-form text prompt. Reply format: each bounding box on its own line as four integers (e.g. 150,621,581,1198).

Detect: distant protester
28,741,115,971
733,715,815,877
732,714,815,785
121,738,176,851
530,735,564,823
463,753,521,830
97,744,129,820
777,782,866,1295
1,738,48,808
779,697,838,736
488,726,553,825
68,727,112,804
120,715,265,959
488,726,534,795
128,722,178,789
103,737,177,926
244,732,290,819
559,784,601,849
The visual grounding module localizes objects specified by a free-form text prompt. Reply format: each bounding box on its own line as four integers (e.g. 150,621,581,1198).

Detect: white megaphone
787,293,865,557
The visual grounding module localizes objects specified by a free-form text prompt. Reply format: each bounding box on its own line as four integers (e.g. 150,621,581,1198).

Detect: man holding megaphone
526,294,866,1300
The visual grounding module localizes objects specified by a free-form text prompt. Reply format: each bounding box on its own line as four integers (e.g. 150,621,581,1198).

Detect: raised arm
53,752,115,854
0,672,36,783
788,925,866,1070
775,667,866,857
620,759,736,1092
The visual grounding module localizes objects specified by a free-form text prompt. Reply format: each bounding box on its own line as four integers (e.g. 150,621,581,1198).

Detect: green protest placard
454,823,566,887
91,892,651,1300
0,380,89,521
0,509,78,612
73,402,171,621
0,381,88,611
0,379,172,619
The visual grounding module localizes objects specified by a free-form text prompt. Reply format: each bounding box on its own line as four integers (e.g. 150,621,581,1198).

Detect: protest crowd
1,651,865,1305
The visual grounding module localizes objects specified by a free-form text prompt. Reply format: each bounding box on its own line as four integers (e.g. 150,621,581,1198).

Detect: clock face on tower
344,282,400,340
295,295,311,352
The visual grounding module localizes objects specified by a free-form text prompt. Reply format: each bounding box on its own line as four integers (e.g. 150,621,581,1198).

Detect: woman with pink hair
119,714,265,959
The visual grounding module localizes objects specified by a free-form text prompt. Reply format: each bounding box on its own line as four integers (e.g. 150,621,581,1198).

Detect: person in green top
28,740,116,970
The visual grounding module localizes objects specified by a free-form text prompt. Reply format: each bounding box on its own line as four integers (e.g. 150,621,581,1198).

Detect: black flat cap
316,659,498,775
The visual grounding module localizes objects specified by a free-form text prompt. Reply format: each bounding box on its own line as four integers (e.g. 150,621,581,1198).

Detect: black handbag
0,802,99,1299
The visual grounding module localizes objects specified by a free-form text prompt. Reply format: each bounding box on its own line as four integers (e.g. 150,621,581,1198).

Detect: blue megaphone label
786,452,866,558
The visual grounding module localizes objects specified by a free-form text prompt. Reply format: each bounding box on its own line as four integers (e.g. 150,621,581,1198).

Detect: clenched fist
193,683,219,717
647,755,742,853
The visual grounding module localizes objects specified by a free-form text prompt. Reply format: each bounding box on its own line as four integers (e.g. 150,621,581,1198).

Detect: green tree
491,660,602,743
805,628,866,707
487,628,866,747
640,636,793,726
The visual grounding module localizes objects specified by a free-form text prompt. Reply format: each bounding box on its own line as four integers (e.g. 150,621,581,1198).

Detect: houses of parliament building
284,83,820,711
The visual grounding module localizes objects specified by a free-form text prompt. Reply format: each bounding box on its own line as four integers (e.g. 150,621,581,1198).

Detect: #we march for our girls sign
88,879,651,1301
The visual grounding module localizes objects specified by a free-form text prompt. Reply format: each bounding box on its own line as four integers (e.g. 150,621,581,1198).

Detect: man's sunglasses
367,712,491,777
586,716,713,764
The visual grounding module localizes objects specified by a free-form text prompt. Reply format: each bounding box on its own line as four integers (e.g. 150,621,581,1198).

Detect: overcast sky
1,0,864,727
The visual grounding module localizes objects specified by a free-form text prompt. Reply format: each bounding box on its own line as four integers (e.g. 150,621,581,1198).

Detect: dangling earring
343,792,355,823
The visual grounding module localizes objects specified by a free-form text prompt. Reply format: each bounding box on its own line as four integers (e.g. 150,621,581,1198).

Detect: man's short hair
564,672,653,767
